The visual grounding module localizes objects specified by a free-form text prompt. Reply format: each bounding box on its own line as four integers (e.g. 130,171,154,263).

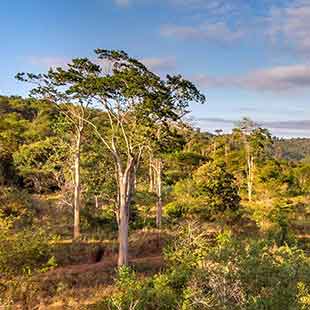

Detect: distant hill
274,137,310,161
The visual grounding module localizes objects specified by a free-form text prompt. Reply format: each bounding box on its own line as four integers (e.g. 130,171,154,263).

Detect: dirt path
44,254,164,279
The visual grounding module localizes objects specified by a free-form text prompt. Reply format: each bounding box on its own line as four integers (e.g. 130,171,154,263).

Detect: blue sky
1,0,310,137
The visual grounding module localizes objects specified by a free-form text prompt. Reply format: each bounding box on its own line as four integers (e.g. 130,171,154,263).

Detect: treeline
274,137,310,161
2,94,310,237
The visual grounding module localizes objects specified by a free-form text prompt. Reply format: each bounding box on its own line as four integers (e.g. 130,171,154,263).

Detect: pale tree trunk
117,159,135,267
224,143,229,163
155,159,163,228
73,128,82,240
247,155,254,202
133,165,137,193
244,137,254,202
118,179,129,267
149,155,155,192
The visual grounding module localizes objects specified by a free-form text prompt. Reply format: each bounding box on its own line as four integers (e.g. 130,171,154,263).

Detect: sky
1,0,310,137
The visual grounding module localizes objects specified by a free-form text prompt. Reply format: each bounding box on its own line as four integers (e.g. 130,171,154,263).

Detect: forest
0,49,309,309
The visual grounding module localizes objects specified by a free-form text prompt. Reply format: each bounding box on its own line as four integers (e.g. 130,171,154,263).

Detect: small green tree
166,160,240,221
193,160,240,216
294,163,310,194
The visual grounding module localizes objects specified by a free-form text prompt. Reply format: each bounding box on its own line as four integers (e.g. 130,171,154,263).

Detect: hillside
1,66,310,309
274,137,310,161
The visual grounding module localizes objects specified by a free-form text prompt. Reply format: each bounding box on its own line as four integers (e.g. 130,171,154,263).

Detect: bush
166,160,240,222
92,222,310,309
0,226,56,276
0,186,34,227
168,223,310,310
92,266,178,310
81,204,118,233
267,200,297,246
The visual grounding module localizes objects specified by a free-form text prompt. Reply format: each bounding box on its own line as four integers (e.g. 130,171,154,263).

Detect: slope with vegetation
0,49,309,309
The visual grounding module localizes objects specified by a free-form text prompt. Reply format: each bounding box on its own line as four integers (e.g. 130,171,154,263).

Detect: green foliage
164,222,208,270
268,200,297,246
93,222,310,310
0,227,55,275
164,223,310,310
129,190,158,229
193,160,240,214
0,51,308,309
274,137,310,161
13,137,68,192
81,204,118,233
165,201,190,220
0,96,59,189
166,160,240,221
93,266,178,310
297,282,310,309
164,151,208,185
294,163,310,194
0,186,34,227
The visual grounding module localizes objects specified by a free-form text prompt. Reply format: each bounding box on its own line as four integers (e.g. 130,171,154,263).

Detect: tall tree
17,49,205,266
147,125,185,228
16,60,97,239
89,49,205,266
236,118,272,201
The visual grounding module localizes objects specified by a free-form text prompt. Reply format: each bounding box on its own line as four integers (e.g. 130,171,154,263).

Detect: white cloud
141,57,176,71
28,56,69,68
195,117,310,137
240,65,310,91
114,0,130,7
170,0,234,12
195,64,310,92
158,0,310,56
267,0,310,54
161,22,245,43
114,0,239,14
28,55,176,74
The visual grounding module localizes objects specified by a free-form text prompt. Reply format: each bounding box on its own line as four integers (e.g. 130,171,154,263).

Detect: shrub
92,266,178,310
92,221,310,310
81,204,118,233
164,222,310,310
0,226,56,276
166,160,240,222
267,200,297,246
0,186,34,227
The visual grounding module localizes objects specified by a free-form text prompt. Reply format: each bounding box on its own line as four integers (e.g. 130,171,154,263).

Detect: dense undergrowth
91,223,310,310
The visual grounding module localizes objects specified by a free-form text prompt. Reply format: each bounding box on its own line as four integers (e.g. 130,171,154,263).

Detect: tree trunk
73,129,81,240
149,156,155,192
118,180,129,267
224,143,229,163
95,195,99,209
156,159,163,228
213,141,217,156
247,155,254,202
117,160,135,267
